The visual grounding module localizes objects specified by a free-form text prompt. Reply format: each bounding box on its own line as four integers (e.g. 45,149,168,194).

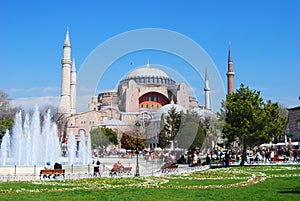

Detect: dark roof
288,106,300,111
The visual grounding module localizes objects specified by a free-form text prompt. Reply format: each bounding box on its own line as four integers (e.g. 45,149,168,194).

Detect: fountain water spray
0,130,10,165
0,106,61,166
0,106,93,166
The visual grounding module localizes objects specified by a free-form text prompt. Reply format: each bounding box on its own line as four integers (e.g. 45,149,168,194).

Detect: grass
161,178,242,186
0,165,299,201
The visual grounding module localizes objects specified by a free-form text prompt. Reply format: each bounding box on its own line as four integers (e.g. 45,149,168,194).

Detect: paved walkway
0,155,211,181
0,155,298,181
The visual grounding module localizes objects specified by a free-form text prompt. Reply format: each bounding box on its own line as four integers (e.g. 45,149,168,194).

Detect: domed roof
153,104,187,120
126,65,169,79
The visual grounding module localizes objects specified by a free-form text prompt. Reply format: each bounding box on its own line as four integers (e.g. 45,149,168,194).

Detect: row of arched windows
121,76,175,85
140,103,161,109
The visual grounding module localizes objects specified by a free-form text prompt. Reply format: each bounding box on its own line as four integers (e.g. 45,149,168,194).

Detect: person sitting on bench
54,162,62,169
44,162,52,170
110,161,124,175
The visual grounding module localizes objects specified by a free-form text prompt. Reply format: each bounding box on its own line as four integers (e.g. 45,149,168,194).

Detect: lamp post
135,121,141,177
285,128,290,147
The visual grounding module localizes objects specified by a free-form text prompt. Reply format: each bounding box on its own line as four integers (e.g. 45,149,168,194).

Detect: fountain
0,130,10,165
0,106,61,166
78,130,92,165
67,132,76,165
0,106,93,168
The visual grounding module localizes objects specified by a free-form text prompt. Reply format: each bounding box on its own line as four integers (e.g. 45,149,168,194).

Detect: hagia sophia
58,29,235,149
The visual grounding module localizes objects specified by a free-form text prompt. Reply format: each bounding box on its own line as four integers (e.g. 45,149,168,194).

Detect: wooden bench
162,164,178,173
40,169,65,179
110,167,132,176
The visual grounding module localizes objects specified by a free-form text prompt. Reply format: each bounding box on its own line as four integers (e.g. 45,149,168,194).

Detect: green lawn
0,165,299,201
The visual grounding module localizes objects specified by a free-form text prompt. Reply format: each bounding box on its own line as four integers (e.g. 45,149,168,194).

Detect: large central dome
126,65,169,79
120,63,176,86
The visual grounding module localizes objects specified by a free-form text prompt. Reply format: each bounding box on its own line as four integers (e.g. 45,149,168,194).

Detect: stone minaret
204,67,211,110
70,58,77,114
227,43,235,94
58,28,72,116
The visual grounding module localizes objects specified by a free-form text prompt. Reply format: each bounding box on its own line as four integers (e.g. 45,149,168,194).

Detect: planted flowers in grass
0,165,300,194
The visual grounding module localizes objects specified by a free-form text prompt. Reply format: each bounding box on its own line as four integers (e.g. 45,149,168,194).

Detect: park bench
110,167,132,176
162,164,178,173
40,169,65,179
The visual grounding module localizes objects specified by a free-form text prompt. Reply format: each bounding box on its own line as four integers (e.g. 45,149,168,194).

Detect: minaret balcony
61,59,72,65
226,72,235,76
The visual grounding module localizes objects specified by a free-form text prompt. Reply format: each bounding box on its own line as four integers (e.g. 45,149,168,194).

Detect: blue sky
0,0,299,111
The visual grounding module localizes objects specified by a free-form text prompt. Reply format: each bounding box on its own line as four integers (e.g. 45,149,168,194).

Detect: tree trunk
239,143,247,166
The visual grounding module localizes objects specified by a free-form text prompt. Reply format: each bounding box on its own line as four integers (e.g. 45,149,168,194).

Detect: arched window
297,120,300,130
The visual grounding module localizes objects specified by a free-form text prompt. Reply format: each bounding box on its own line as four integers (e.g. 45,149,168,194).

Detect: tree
177,112,206,150
0,118,14,143
158,107,182,149
121,131,146,150
220,84,287,165
0,90,10,120
0,90,21,142
90,127,118,150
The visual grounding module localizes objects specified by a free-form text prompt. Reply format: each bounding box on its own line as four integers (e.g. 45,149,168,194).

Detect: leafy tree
158,107,182,149
220,84,287,165
0,118,14,143
121,131,146,150
90,127,118,150
177,112,206,149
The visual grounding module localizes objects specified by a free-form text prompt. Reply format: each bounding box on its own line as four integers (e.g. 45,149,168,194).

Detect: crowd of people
89,145,300,176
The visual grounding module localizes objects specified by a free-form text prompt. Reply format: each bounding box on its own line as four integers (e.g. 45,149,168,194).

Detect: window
297,120,300,130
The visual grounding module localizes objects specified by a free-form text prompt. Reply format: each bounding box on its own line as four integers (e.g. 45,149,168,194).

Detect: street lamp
285,128,290,147
135,121,141,177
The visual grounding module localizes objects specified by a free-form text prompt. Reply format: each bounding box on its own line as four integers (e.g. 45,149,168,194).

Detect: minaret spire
226,42,235,94
228,41,232,63
70,58,77,114
204,66,211,110
59,27,72,116
64,26,71,47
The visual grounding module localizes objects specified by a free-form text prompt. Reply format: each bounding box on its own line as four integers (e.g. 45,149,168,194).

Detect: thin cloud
43,87,60,92
7,86,60,95
11,96,60,111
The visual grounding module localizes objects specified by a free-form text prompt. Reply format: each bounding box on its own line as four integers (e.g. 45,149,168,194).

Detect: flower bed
0,165,299,194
